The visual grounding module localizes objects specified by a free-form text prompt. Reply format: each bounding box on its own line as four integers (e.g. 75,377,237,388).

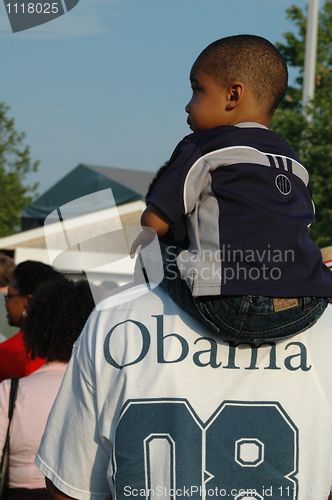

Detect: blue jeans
159,242,329,341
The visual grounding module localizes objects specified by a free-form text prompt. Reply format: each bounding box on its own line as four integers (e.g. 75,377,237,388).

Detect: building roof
86,164,154,197
21,163,155,229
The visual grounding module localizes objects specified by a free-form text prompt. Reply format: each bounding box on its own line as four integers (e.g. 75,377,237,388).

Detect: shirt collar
234,122,269,130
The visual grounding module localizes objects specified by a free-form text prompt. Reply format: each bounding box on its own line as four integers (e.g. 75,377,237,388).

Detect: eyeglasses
4,293,24,302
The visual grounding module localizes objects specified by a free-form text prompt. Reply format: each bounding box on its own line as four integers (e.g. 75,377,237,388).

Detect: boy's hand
130,227,157,258
130,203,171,258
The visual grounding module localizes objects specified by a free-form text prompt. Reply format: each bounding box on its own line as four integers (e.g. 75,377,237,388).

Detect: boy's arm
141,203,171,235
130,203,171,257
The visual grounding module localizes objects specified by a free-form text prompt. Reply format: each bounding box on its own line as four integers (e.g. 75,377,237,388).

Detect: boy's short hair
196,34,288,116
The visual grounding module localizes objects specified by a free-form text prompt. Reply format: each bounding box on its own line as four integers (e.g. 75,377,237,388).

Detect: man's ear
226,82,245,110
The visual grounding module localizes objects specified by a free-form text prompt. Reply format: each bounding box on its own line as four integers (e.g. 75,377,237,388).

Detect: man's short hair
0,253,16,288
196,34,288,116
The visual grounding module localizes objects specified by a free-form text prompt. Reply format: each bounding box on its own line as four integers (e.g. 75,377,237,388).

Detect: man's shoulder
81,284,205,346
96,284,168,314
91,288,332,330
83,285,170,333
78,289,332,361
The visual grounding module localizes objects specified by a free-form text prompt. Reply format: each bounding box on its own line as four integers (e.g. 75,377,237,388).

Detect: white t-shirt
36,286,332,500
0,361,67,489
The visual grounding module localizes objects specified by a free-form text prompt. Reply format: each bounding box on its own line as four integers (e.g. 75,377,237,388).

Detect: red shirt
0,332,46,382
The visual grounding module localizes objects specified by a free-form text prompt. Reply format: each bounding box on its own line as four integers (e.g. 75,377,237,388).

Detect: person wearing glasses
0,253,17,341
0,277,95,500
0,260,64,382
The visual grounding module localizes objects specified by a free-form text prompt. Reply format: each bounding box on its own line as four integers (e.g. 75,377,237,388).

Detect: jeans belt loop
303,297,311,311
237,295,251,321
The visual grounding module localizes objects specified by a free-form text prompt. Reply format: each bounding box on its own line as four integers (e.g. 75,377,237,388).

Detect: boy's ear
226,82,245,110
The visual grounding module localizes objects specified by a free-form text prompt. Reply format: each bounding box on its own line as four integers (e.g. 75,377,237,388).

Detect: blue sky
1,0,309,196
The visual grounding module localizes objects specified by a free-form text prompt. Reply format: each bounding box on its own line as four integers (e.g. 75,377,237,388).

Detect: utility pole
302,0,320,120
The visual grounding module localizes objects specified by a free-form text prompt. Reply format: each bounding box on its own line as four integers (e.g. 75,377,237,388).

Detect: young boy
131,34,332,341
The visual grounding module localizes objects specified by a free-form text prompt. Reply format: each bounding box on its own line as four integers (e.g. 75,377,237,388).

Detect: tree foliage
270,1,332,247
0,102,39,237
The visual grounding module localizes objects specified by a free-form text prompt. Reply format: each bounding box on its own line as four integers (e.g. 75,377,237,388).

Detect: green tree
0,102,39,237
271,1,332,247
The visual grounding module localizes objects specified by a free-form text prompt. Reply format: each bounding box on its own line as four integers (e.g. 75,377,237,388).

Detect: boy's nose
185,102,190,113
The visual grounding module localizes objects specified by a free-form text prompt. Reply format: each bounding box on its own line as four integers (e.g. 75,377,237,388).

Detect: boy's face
185,62,231,133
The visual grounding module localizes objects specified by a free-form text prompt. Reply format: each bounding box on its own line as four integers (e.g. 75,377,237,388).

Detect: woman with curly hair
0,278,95,500
1,260,65,381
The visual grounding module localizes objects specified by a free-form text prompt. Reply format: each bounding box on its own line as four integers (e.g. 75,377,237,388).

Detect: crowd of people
0,258,95,499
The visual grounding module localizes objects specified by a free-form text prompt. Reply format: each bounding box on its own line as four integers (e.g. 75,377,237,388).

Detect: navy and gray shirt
147,123,332,297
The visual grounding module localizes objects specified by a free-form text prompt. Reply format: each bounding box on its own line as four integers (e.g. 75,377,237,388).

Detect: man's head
185,35,288,132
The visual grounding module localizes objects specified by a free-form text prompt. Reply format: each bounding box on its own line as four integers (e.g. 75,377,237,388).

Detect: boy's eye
191,86,199,95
